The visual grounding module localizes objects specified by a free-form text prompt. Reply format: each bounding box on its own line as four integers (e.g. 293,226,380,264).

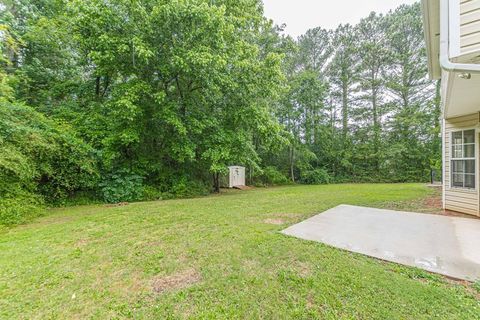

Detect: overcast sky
262,0,419,38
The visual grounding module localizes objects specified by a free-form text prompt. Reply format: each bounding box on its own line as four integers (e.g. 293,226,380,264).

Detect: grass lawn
1,183,479,319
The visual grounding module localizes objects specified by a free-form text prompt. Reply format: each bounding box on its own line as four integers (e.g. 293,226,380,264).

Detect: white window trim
450,128,477,190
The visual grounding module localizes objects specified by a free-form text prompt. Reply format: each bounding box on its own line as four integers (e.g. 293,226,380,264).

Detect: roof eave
422,0,441,80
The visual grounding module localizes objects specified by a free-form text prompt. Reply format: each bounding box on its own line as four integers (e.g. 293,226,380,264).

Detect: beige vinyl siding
444,113,480,216
460,0,480,55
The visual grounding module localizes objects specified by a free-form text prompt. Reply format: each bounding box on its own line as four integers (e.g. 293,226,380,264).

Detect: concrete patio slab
282,205,480,281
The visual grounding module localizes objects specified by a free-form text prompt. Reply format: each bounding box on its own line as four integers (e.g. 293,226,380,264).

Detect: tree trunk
372,74,380,172
213,173,220,193
342,78,349,143
289,146,295,182
95,76,101,97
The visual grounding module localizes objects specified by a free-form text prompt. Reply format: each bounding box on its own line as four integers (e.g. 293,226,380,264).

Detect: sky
262,0,419,38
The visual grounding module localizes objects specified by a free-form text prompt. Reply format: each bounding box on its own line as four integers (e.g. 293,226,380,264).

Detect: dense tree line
267,3,441,185
0,0,440,225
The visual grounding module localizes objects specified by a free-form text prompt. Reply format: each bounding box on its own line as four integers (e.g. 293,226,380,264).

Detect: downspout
442,118,446,209
440,0,480,74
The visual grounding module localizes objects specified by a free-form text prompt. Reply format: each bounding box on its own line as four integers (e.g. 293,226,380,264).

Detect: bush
142,186,163,201
100,173,210,203
61,191,103,207
0,190,44,226
0,102,98,225
300,168,332,185
169,178,210,198
254,166,290,186
99,169,144,203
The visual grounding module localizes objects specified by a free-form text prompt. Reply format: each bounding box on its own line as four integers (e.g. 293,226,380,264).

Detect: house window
451,129,476,189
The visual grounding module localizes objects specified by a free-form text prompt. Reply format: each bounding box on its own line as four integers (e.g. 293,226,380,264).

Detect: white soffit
445,74,480,118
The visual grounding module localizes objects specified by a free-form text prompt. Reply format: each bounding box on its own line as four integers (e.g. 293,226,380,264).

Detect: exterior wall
228,166,245,188
444,113,480,216
460,0,480,56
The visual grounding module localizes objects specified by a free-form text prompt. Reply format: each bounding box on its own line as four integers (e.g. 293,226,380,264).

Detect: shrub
300,168,332,185
99,169,144,203
0,102,98,225
61,191,103,207
169,178,210,198
255,166,290,186
0,189,44,226
142,186,163,201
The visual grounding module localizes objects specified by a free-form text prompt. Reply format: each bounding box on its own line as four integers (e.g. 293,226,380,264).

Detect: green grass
0,184,479,319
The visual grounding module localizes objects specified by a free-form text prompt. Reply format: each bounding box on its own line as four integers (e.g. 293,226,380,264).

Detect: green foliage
0,102,97,224
0,0,289,208
99,169,144,203
59,191,103,207
0,24,18,101
168,178,210,199
268,2,439,184
0,189,44,225
59,0,286,194
300,168,332,185
141,186,163,202
256,166,290,186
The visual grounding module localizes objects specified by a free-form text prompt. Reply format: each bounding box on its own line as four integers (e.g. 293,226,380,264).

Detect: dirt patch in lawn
76,238,90,247
424,196,442,209
294,261,313,278
264,212,304,225
151,269,201,294
264,218,286,225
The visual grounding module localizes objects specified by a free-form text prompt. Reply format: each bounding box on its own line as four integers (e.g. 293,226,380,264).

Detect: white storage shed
228,166,246,188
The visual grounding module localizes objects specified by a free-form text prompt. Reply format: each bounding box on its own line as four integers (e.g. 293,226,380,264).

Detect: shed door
232,168,240,186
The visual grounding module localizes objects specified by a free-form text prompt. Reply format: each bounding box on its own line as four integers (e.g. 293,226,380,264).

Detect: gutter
440,0,480,74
